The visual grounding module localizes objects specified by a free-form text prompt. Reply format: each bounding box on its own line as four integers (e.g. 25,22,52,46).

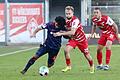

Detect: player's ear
55,21,58,27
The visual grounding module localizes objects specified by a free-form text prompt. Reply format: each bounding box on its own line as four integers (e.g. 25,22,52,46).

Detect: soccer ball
39,66,49,76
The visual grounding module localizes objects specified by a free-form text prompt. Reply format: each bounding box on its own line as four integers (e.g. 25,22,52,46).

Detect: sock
97,51,102,65
83,53,93,67
66,58,71,66
23,57,37,71
106,50,111,65
48,58,55,68
88,60,93,67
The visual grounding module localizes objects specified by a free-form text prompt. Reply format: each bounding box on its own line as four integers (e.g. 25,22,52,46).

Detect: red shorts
98,33,116,46
66,39,89,54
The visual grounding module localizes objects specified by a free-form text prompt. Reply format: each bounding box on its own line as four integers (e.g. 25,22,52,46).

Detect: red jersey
66,16,87,42
92,15,115,35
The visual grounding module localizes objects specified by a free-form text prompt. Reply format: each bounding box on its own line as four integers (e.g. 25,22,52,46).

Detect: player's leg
96,35,106,70
47,48,60,68
103,34,115,70
21,55,39,74
21,46,47,74
96,44,104,70
102,40,112,70
62,45,73,72
62,40,76,72
84,53,94,73
78,42,94,73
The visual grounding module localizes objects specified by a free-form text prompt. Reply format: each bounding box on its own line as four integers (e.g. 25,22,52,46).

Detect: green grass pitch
0,45,120,80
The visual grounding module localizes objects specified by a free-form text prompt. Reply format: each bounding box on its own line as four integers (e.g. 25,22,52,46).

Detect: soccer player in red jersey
90,7,120,70
54,6,94,73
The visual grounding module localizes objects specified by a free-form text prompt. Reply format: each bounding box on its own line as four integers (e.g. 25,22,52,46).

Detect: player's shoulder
47,22,55,26
72,16,80,23
102,15,109,18
72,16,79,20
45,22,55,29
101,15,109,21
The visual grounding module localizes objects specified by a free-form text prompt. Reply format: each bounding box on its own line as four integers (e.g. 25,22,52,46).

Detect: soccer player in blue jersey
21,16,66,74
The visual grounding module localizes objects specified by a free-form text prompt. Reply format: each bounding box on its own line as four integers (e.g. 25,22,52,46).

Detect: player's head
93,7,102,19
55,16,66,29
65,6,74,20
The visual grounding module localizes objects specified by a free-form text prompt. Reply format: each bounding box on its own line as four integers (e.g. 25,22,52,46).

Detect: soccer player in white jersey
90,7,120,70
54,6,94,73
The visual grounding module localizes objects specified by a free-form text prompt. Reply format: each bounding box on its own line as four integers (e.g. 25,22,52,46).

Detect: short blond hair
65,6,74,12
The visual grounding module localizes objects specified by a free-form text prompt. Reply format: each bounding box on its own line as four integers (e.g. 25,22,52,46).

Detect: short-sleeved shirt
66,16,87,42
92,15,116,45
92,15,115,35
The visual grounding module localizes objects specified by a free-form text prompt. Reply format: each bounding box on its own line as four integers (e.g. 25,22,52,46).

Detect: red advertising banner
0,3,5,42
9,3,44,43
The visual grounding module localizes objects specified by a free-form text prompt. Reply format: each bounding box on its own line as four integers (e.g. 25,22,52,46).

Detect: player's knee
106,46,111,50
32,56,39,60
97,45,104,53
29,57,38,65
64,49,70,54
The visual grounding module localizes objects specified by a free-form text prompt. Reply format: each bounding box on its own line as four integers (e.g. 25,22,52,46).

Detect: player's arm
31,28,41,37
57,28,77,36
59,18,79,36
91,23,97,36
112,23,120,43
53,19,79,37
88,22,97,39
31,24,46,37
106,17,120,42
112,23,119,38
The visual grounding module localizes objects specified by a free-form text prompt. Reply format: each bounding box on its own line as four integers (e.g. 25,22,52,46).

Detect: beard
66,17,72,20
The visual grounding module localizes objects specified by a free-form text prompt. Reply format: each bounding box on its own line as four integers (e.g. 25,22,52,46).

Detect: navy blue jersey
41,22,66,49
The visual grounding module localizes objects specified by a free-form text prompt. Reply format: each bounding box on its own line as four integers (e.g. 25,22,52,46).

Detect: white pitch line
0,47,38,57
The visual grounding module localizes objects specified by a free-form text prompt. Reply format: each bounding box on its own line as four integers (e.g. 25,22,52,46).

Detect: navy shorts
36,45,60,65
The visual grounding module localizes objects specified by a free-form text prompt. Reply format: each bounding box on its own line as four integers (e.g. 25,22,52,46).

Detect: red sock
66,58,71,66
88,60,93,67
83,53,93,67
106,50,111,65
97,51,102,65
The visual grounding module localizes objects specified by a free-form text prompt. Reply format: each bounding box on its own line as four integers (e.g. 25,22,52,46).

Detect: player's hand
53,32,62,37
30,33,36,38
116,34,120,44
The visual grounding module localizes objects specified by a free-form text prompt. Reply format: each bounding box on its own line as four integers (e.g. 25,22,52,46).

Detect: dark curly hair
55,16,66,30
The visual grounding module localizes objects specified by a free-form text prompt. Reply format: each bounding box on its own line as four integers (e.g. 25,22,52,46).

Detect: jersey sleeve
71,19,80,28
38,23,48,29
106,16,114,26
